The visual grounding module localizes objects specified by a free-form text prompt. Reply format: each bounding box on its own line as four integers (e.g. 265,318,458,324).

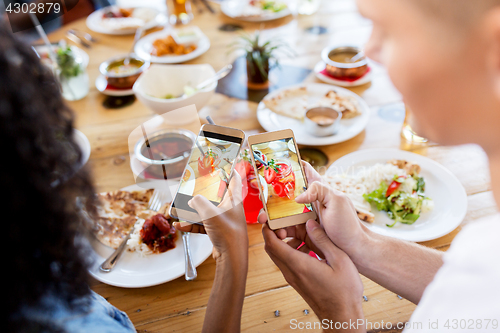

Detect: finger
188,195,219,221
257,209,267,224
173,221,207,234
302,160,322,184
220,171,243,209
286,238,303,250
262,223,302,264
305,219,345,267
262,224,297,276
295,181,332,206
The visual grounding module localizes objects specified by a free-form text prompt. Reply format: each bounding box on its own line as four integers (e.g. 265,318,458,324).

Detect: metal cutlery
182,232,197,280
66,29,98,48
99,189,163,273
124,25,145,66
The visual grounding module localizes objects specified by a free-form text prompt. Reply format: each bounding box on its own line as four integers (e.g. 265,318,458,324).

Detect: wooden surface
41,0,497,332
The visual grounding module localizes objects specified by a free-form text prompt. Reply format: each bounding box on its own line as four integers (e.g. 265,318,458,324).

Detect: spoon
178,64,233,98
349,51,365,63
124,25,145,66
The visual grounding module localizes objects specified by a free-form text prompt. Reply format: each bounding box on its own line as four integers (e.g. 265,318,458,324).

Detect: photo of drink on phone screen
248,129,316,230
170,124,245,224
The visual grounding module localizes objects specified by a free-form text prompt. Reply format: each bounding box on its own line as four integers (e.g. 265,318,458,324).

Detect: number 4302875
5,2,61,14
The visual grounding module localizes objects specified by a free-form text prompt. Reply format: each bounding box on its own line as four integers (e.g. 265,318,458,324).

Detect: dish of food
90,188,179,256
151,35,197,57
314,61,372,87
86,183,213,288
325,159,433,227
221,0,291,22
324,148,467,242
86,6,166,35
134,28,210,64
256,83,370,145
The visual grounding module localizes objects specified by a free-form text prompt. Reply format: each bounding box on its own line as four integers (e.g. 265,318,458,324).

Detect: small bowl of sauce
99,54,150,89
134,129,196,179
321,45,368,80
304,106,342,137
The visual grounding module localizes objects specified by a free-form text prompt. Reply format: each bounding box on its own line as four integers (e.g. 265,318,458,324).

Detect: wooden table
42,0,497,331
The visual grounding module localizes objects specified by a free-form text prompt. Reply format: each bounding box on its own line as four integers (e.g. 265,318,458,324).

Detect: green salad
262,1,287,12
363,173,433,227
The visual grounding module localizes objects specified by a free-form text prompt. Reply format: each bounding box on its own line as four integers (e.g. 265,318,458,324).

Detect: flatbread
90,189,168,249
263,87,361,121
319,90,360,119
262,86,309,120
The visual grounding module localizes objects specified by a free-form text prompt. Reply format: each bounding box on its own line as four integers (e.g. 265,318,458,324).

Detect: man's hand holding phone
259,161,367,330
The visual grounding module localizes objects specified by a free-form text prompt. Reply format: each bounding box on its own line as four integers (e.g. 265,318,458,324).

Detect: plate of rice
323,148,467,242
87,182,213,288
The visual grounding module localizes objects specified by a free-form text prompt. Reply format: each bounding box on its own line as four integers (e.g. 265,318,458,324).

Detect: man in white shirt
259,0,500,331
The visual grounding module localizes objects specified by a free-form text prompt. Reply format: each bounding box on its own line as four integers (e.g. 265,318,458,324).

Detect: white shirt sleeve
404,214,500,332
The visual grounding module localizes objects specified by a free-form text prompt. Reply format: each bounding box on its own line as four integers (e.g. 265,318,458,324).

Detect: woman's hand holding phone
174,171,248,262
174,172,248,333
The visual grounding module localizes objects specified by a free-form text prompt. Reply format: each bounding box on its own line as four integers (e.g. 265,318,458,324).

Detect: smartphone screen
171,128,243,218
250,137,313,221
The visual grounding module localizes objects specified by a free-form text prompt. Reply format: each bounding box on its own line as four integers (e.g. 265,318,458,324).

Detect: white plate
134,29,210,64
325,148,468,242
314,61,372,87
256,83,370,146
86,6,166,35
73,129,91,167
221,0,291,22
95,75,135,96
87,182,213,288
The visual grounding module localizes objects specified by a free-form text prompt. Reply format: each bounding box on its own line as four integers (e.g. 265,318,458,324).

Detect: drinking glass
166,0,193,25
297,0,321,15
400,106,428,145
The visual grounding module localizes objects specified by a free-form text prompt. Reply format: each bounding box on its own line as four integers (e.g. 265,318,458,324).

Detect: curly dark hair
1,22,98,332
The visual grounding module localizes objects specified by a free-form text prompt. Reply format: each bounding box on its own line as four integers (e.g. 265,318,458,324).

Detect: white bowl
133,63,217,114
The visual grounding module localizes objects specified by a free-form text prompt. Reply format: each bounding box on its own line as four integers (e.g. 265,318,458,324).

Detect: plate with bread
256,83,370,146
86,6,166,35
84,181,213,288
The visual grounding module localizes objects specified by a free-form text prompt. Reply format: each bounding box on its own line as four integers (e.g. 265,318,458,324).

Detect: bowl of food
304,106,342,137
99,54,150,88
134,129,196,179
132,63,217,114
321,45,368,79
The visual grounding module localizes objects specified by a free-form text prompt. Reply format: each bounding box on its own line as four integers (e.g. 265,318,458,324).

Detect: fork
99,189,163,273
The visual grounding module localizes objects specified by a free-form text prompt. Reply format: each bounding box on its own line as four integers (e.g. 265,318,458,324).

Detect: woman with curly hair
3,17,249,332
1,19,136,332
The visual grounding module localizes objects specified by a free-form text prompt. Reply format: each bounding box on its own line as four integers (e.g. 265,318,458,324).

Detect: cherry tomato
386,180,401,197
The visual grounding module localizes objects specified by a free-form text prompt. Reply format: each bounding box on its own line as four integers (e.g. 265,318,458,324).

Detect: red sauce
142,137,192,161
140,214,178,253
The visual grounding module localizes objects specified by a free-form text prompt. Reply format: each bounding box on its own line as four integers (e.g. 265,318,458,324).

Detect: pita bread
89,189,169,249
262,86,309,120
262,87,361,121
319,90,360,119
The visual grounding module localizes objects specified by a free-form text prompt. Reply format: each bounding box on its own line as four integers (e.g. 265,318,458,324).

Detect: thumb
221,170,243,209
295,181,332,206
188,195,219,222
305,219,343,266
